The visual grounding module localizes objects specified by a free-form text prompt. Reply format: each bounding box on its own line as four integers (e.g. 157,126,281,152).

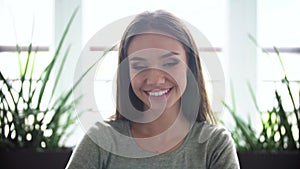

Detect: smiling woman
66,10,239,169
128,34,188,112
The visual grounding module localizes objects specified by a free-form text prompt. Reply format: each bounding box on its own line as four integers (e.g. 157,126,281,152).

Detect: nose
145,69,165,85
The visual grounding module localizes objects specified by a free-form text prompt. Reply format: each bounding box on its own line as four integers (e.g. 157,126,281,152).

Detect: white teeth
148,89,169,97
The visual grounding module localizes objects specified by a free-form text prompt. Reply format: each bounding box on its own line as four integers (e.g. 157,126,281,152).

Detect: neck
130,102,189,138
129,103,190,154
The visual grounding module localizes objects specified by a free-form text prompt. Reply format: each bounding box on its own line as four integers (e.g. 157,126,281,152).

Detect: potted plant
222,47,300,169
0,8,79,169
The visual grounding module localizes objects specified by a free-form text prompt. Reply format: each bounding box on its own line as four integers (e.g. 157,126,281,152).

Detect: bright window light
0,0,53,46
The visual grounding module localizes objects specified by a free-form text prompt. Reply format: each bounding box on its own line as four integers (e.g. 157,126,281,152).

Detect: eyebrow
129,51,179,61
160,51,179,59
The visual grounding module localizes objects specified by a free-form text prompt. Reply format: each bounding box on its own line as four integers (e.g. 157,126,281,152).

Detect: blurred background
0,0,299,147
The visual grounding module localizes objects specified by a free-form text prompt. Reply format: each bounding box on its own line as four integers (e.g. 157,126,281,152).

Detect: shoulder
87,119,129,136
193,122,232,144
85,119,143,156
191,122,240,168
66,120,127,169
85,119,130,146
191,122,236,157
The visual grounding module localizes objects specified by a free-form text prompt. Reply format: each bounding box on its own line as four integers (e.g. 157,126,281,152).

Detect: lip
143,87,173,100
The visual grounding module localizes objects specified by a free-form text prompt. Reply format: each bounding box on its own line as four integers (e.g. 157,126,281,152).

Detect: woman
67,10,240,169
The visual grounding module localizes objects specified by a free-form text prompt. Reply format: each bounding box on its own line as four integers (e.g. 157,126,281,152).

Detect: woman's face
127,33,188,110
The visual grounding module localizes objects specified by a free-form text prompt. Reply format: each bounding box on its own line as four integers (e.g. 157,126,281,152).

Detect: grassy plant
0,8,116,151
222,47,300,152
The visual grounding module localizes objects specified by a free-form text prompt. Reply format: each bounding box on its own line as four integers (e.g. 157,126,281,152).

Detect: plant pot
0,149,72,169
238,151,300,169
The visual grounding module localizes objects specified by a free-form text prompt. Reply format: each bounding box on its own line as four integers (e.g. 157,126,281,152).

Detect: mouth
144,88,172,97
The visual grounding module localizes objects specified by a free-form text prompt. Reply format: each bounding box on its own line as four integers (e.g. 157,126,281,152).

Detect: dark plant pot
238,151,300,169
0,149,72,169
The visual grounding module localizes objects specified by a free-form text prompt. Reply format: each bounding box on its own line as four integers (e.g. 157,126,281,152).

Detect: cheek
130,72,144,91
167,66,188,92
174,71,187,93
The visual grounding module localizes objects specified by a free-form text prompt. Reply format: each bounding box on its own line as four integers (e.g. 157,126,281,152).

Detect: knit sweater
66,120,240,169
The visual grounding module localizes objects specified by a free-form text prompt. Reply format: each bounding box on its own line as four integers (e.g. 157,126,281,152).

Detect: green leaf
0,71,4,81
247,81,260,112
48,45,71,104
230,81,236,113
275,90,296,149
36,7,79,110
222,100,258,150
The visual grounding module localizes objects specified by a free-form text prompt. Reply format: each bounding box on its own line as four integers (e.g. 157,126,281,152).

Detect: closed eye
163,59,179,67
132,65,147,70
130,62,148,70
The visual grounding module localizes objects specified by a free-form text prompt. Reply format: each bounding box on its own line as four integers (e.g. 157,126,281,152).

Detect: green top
66,120,240,169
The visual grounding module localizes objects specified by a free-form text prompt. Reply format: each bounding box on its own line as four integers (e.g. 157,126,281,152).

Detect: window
0,0,53,79
257,0,300,111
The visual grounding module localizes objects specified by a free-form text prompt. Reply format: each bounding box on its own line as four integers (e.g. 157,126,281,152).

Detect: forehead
127,33,186,56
